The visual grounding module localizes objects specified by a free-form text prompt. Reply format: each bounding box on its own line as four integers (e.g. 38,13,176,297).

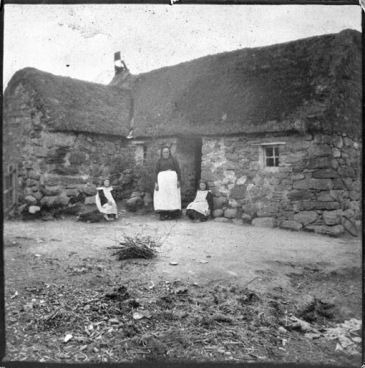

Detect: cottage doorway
175,137,202,206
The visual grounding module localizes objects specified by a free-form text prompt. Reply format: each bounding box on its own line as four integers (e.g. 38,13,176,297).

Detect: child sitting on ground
186,181,214,222
95,179,118,221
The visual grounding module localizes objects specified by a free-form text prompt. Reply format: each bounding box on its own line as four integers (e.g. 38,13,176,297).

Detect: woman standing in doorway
154,146,182,220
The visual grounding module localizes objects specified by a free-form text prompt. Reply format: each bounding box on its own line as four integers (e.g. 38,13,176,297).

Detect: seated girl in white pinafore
186,181,214,222
95,179,118,221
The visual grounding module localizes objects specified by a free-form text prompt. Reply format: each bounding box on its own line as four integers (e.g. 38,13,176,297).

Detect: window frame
264,145,280,167
252,141,286,170
132,141,147,165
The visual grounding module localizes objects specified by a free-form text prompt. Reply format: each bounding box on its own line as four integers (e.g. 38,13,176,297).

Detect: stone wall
3,82,141,215
13,129,138,213
201,133,361,236
4,104,201,216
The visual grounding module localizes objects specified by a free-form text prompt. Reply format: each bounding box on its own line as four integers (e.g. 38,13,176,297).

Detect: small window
135,144,147,164
264,146,280,167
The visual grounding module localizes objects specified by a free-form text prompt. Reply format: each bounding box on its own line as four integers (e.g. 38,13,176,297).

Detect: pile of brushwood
110,235,160,261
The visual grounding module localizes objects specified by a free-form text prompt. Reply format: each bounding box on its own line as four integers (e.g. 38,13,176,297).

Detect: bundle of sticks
111,235,159,260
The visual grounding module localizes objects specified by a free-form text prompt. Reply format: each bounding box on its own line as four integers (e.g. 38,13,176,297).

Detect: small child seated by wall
77,179,118,222
186,181,214,222
95,179,118,221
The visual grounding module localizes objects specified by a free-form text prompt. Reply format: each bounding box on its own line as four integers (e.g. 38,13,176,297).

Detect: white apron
154,171,181,211
187,190,210,216
95,187,118,216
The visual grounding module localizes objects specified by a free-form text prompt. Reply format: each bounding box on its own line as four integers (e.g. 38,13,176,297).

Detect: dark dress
154,156,182,220
154,157,181,183
186,191,214,221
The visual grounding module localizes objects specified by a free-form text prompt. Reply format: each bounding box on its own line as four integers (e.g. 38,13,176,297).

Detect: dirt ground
3,213,362,365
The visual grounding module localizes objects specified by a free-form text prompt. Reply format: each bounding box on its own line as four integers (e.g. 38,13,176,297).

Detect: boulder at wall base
32,191,43,201
242,203,257,218
323,210,342,226
56,194,70,206
25,195,37,205
224,208,237,219
41,196,57,207
126,197,144,212
214,217,230,223
213,197,227,209
18,204,28,214
342,217,358,237
28,205,41,214
41,185,62,196
232,218,243,225
280,220,303,231
305,224,344,237
40,196,57,208
40,195,70,208
252,217,275,228
82,184,97,196
241,213,252,224
213,209,224,218
65,188,80,197
84,196,96,205
293,211,318,226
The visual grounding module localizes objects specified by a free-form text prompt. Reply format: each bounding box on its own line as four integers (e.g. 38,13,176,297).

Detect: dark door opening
175,136,202,207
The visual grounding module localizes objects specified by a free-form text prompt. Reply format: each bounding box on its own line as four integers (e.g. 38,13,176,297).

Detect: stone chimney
114,51,128,75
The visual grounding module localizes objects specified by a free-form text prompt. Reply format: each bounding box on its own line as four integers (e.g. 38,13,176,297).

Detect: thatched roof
4,29,361,140
127,29,361,139
4,68,132,136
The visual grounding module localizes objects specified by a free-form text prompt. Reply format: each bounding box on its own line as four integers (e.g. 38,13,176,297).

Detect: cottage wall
11,130,138,212
3,83,140,214
201,134,361,236
3,84,199,216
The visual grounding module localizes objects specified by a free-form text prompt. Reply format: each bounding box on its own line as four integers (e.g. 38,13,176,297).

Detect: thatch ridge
126,29,361,139
4,68,132,137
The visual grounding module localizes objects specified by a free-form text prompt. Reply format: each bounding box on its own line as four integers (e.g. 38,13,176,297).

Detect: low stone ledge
214,217,231,223
294,211,318,226
305,224,344,237
252,217,275,228
224,208,237,219
280,220,303,231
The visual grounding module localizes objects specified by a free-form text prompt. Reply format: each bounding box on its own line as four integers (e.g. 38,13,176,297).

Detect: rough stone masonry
201,133,361,237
